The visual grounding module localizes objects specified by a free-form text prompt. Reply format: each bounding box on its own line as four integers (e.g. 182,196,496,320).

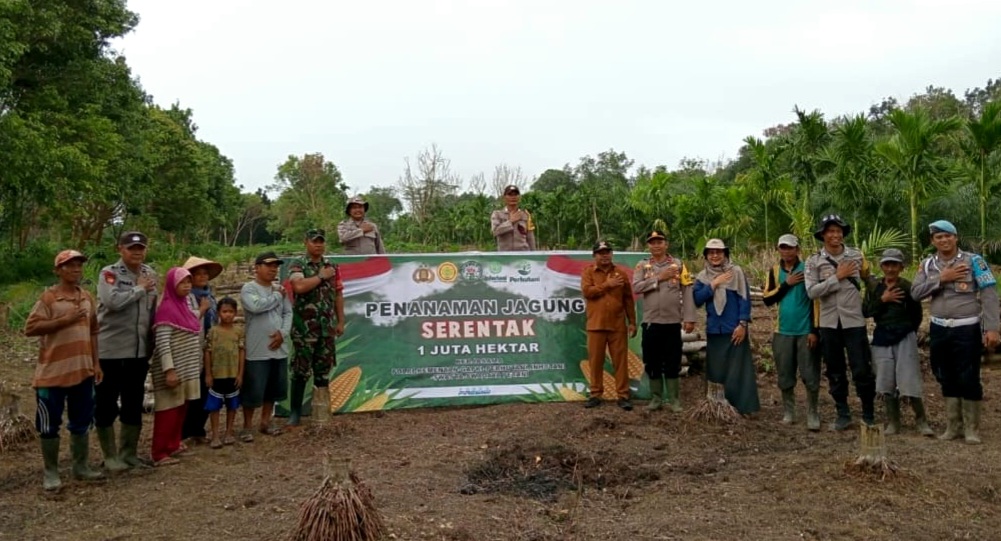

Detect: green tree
876,108,962,262
268,153,349,240
788,107,831,208
739,136,788,245
963,100,1001,240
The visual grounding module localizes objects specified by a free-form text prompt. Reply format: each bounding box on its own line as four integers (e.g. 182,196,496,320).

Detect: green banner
279,251,650,414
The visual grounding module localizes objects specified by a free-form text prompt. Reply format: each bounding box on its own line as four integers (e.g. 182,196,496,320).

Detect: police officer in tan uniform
337,196,386,255
490,185,536,251
632,230,697,412
94,231,158,471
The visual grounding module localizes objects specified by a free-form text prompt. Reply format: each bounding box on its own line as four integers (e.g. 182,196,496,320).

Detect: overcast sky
115,0,1001,196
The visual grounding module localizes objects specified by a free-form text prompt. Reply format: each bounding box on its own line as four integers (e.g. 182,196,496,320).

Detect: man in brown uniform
337,196,386,255
490,184,536,251
632,230,697,412
581,241,637,410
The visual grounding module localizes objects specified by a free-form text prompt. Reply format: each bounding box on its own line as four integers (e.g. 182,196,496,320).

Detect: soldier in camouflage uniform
287,228,345,425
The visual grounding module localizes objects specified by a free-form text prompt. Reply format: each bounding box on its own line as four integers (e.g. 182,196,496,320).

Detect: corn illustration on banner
277,252,651,415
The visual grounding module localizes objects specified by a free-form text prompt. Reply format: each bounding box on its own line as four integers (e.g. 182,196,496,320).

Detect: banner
278,251,651,414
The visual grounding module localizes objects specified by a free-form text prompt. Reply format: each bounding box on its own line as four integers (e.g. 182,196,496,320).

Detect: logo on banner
516,261,532,276
460,261,483,281
437,262,458,283
412,264,435,283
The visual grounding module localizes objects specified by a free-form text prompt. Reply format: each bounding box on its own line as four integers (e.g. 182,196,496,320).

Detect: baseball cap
504,185,520,195
54,250,87,268
880,248,905,265
306,228,326,241
646,230,667,243
118,231,148,248
254,251,283,265
777,234,799,248
592,241,612,253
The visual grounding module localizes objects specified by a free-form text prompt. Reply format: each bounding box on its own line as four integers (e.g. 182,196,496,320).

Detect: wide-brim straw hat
182,256,223,280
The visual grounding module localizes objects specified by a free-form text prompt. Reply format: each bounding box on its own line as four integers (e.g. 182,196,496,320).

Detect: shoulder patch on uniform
103,271,116,285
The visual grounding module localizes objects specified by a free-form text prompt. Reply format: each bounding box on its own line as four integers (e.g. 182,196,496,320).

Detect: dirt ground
3,304,1001,541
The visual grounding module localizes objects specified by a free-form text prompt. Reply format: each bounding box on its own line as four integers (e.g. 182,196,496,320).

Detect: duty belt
930,316,980,328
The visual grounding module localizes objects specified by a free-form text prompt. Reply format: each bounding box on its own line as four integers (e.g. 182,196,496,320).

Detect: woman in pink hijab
149,267,203,466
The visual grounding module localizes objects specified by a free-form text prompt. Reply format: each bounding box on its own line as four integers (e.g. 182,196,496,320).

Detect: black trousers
95,358,149,427
181,369,209,439
641,322,683,379
930,322,983,401
819,326,875,405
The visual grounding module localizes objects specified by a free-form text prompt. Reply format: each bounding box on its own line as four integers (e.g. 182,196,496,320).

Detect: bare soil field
3,305,1001,541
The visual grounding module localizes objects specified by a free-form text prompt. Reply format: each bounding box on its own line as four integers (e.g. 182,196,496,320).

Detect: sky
115,0,1001,196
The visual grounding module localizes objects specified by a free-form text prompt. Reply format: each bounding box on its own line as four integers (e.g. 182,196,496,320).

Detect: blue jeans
36,377,95,439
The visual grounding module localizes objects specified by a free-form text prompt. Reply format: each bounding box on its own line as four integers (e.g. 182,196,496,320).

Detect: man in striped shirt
25,250,106,491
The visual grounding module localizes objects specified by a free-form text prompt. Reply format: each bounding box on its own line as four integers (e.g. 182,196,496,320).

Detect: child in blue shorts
204,298,245,448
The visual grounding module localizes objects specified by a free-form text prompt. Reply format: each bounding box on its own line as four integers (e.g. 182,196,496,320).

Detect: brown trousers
587,329,630,399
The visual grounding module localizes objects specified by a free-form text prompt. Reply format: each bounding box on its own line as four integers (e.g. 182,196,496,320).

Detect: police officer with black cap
805,214,876,430
632,229,697,412
490,185,536,251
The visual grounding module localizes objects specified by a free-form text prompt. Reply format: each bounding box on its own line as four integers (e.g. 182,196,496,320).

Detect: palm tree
821,114,882,246
740,136,788,245
964,101,1001,240
875,108,962,262
788,107,831,207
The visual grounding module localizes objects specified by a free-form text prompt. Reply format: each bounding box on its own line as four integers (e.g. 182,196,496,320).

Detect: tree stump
688,381,740,424
846,423,899,481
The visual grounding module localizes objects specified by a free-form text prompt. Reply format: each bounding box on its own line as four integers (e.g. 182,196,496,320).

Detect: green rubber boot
646,377,664,411
40,437,62,491
806,390,821,432
95,426,128,472
963,399,982,445
119,423,148,468
312,386,331,422
665,378,683,413
910,398,935,437
70,433,105,481
939,397,963,441
884,396,901,435
781,388,796,424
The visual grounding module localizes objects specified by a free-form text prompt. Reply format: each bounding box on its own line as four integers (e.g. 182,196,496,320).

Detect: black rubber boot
834,402,852,431
287,376,307,426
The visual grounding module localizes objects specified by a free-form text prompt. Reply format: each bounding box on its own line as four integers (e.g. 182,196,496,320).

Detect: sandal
239,430,254,443
222,434,236,446
154,457,180,467
259,425,284,436
170,444,194,458
210,438,223,449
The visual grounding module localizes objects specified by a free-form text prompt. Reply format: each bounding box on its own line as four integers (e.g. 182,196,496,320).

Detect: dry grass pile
0,381,34,453
288,459,386,541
